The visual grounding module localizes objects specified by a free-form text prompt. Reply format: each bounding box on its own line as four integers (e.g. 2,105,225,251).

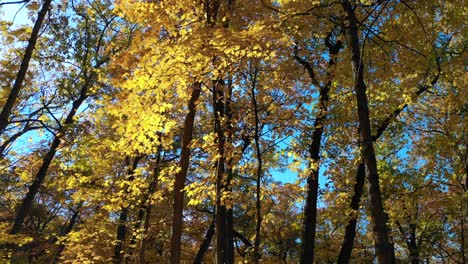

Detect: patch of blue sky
0,2,31,25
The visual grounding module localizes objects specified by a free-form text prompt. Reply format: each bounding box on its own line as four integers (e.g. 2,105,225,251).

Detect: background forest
0,0,466,263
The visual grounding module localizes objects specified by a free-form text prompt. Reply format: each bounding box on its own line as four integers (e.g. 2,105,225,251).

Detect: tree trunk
126,156,161,263
225,81,235,264
250,68,263,263
139,203,152,264
0,0,52,134
338,58,439,264
114,208,129,264
337,163,365,263
342,2,395,263
169,83,202,264
51,209,79,263
408,224,419,264
193,219,215,264
125,207,145,264
10,74,93,234
298,33,341,264
213,79,234,264
113,157,141,264
214,80,227,264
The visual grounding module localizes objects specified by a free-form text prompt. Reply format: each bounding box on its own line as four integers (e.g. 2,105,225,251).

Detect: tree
1,0,465,263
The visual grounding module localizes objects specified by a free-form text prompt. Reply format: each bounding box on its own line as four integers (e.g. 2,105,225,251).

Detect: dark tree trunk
170,83,202,264
0,0,52,134
10,74,94,234
114,208,129,264
193,219,216,264
139,203,152,264
337,60,439,264
250,68,263,263
337,1,440,260
225,81,235,264
214,80,227,264
338,163,366,263
298,33,341,264
342,2,395,263
113,157,141,264
409,224,420,264
213,79,234,264
125,207,145,264
52,209,80,263
126,156,160,263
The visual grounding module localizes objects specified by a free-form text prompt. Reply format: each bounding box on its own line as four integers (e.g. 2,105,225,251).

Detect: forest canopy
0,0,466,263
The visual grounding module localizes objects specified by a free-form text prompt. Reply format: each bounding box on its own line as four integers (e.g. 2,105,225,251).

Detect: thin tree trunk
213,79,234,264
342,2,395,263
408,224,419,264
250,67,263,263
114,208,129,264
193,219,216,264
170,82,202,264
214,80,228,264
297,33,341,264
10,73,94,234
337,163,365,263
461,205,466,264
124,207,145,264
0,0,52,134
224,81,234,263
113,157,141,264
139,203,152,264
338,80,440,264
51,209,80,263
225,82,234,264
337,13,440,263
126,157,160,263
299,90,327,264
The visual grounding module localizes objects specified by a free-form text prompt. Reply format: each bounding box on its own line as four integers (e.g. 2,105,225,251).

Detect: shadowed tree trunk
337,163,366,263
124,154,161,263
337,24,440,264
113,157,141,264
295,32,342,264
169,83,202,264
51,209,80,264
10,71,97,234
193,219,216,264
249,66,263,263
139,202,152,264
0,0,52,135
341,1,395,262
213,79,233,264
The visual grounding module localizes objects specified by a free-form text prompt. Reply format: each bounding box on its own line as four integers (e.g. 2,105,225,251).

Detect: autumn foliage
0,0,466,263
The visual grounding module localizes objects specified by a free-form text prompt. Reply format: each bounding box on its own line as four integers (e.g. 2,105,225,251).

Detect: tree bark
10,73,94,234
225,82,235,264
250,68,263,263
337,163,366,263
193,219,216,264
338,72,439,264
169,82,202,264
342,1,395,263
126,156,160,263
213,79,234,264
214,80,227,264
139,203,152,264
114,208,129,264
408,224,419,264
51,209,80,264
113,157,141,264
337,5,440,260
297,33,341,264
0,0,52,134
